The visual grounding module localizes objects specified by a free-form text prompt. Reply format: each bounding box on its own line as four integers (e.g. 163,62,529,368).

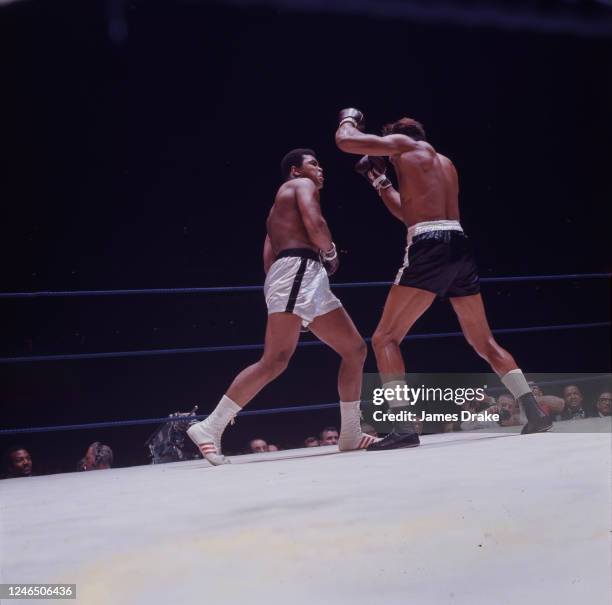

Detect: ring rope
0,321,609,364
1,374,609,437
0,272,609,299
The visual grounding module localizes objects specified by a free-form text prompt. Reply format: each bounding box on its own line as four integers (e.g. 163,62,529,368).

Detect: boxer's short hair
382,117,426,141
281,148,317,180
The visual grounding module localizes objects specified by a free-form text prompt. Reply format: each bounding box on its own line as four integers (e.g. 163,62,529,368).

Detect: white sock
382,380,408,409
339,401,375,451
501,369,531,399
204,394,241,434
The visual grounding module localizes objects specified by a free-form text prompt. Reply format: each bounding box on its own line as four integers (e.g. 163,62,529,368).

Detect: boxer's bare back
391,145,459,226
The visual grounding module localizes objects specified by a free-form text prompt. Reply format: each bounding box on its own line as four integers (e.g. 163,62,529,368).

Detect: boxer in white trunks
335,109,552,450
188,148,376,465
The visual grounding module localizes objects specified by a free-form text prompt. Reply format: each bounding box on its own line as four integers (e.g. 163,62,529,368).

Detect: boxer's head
281,148,324,189
382,117,427,141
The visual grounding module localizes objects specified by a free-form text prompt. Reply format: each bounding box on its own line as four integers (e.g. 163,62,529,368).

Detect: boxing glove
338,108,365,131
355,155,392,192
321,242,340,276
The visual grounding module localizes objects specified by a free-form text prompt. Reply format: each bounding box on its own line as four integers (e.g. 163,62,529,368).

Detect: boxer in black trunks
335,109,552,449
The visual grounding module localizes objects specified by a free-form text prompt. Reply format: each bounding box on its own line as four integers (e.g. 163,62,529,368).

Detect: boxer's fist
321,242,339,276
323,256,339,276
355,155,392,192
338,108,365,131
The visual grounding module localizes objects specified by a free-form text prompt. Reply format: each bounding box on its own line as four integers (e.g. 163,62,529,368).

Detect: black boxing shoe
521,418,553,434
366,432,420,451
519,392,553,435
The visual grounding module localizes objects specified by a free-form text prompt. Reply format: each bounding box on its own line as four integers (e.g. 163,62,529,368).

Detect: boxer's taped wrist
339,117,358,128
322,242,337,261
372,174,391,190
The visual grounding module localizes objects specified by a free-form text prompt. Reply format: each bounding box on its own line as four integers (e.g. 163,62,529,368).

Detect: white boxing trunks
264,248,342,327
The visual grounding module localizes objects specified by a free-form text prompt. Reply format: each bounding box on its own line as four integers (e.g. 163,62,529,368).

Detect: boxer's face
293,155,324,189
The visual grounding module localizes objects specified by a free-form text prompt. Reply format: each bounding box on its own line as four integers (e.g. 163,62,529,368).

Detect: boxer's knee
343,338,367,365
372,329,399,355
260,348,293,378
471,336,505,364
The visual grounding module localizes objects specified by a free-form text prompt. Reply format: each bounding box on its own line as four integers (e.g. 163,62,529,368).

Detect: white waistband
407,220,463,242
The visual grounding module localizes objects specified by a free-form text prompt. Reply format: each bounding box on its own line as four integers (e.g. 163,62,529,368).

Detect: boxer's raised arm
294,179,333,252
263,234,274,274
336,125,417,156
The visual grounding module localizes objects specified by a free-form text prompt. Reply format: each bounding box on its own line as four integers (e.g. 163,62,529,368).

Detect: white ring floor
1,418,610,605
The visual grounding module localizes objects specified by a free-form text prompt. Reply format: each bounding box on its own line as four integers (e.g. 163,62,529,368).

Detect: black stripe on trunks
285,257,309,314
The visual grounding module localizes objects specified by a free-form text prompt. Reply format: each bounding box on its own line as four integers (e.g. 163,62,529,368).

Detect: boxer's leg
309,307,372,450
367,285,435,451
371,285,436,383
309,307,366,402
188,312,302,465
450,293,551,434
449,293,516,375
226,312,302,404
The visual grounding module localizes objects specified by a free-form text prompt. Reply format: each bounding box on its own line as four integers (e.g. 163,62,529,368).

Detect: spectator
528,381,544,398
559,385,588,420
304,437,319,448
267,444,280,452
248,438,268,453
319,427,339,446
496,393,522,427
527,381,564,418
2,446,33,478
361,423,378,437
594,392,612,417
77,442,114,471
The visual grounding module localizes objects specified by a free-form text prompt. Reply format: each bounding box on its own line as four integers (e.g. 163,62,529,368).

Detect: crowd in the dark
2,382,609,479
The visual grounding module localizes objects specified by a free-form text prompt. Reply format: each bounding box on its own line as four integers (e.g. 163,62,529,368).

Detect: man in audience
496,393,522,427
267,444,280,452
2,446,33,478
248,438,268,453
304,437,319,448
527,381,565,419
559,384,588,420
319,427,339,446
594,392,612,417
77,442,114,471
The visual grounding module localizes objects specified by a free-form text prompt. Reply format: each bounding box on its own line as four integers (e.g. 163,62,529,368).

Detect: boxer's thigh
309,307,365,357
374,285,436,340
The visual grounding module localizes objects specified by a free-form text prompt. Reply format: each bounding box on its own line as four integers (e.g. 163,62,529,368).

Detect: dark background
1,0,610,472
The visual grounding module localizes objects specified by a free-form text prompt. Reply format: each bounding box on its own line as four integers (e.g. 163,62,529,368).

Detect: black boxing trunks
394,220,480,297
